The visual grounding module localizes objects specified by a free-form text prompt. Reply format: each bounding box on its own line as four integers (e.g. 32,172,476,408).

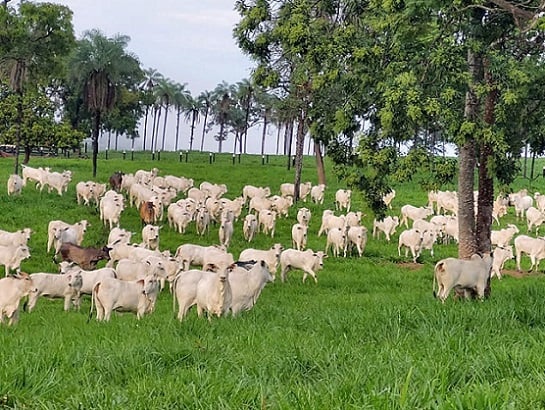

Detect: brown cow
139,201,156,226
57,243,111,270
109,171,124,192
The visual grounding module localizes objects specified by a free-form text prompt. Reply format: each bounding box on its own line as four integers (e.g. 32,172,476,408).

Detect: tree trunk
276,124,282,155
293,112,307,203
314,140,326,185
153,108,161,152
23,145,31,165
286,121,294,170
161,105,169,151
218,121,225,153
92,111,101,178
142,105,149,150
261,111,268,156
115,132,119,151
13,91,23,175
189,111,197,151
200,109,209,152
150,106,158,153
175,108,181,151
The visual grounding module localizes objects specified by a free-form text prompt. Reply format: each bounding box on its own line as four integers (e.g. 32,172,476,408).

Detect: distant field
1,151,545,409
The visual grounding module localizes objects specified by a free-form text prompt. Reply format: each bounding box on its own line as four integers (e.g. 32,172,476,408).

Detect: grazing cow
7,174,23,196
398,228,424,263
58,243,111,270
116,257,167,282
514,195,533,220
91,275,160,321
372,216,400,242
0,228,32,248
382,189,396,209
310,184,326,205
27,271,83,312
242,185,271,205
21,164,49,189
280,249,327,283
346,226,367,257
139,201,156,226
243,214,258,242
291,223,308,251
492,246,514,280
433,254,493,302
0,245,31,276
318,213,346,237
109,171,124,192
326,227,347,258
239,243,284,277
514,235,545,272
228,260,274,316
0,273,36,325
258,210,277,238
526,207,545,235
335,189,352,212
165,175,193,194
296,208,312,227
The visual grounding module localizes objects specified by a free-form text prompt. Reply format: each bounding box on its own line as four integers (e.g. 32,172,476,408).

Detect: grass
0,151,544,409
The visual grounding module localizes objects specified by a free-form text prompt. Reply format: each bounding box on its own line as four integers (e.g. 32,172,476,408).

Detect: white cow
433,254,493,302
0,273,36,325
107,227,133,247
491,224,519,248
310,184,326,205
326,227,346,258
398,228,424,263
296,208,311,227
400,205,433,228
228,261,274,316
346,226,368,257
318,214,346,237
514,235,545,272
47,220,89,253
258,210,277,238
91,275,160,321
239,243,284,277
0,228,32,247
7,174,23,196
27,271,83,312
372,216,399,242
382,189,396,209
335,189,352,212
75,181,95,206
0,245,30,276
196,206,211,236
21,165,49,189
526,207,545,235
514,195,533,220
175,244,226,270
218,211,234,248
291,223,308,251
141,225,160,250
345,211,364,228
59,263,117,304
491,246,514,280
243,214,258,242
280,249,327,283
115,257,167,282
242,185,270,205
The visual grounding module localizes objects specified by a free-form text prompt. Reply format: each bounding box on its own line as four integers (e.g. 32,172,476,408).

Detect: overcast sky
31,0,300,153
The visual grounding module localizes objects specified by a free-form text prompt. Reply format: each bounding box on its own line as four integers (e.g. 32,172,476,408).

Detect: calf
280,249,327,283
239,243,284,278
0,273,36,325
514,235,545,272
491,224,519,247
75,181,94,206
142,225,160,250
400,205,433,228
0,245,30,276
310,184,326,205
433,254,493,302
335,189,352,212
492,246,514,280
243,214,258,242
296,207,311,227
27,271,83,312
218,211,234,248
372,216,399,242
326,227,346,258
58,243,111,270
139,201,156,226
291,223,308,251
382,189,396,209
109,171,124,192
91,275,160,321
398,228,424,263
346,226,367,257
7,174,23,196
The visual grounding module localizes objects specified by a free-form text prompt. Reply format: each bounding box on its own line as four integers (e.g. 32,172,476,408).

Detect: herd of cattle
0,164,542,324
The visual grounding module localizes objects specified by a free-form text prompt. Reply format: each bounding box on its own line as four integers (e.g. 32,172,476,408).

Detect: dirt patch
502,269,527,279
397,262,423,271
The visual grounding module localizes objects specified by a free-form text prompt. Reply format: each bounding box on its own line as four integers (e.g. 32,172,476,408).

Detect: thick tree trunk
13,92,23,175
23,145,31,165
314,141,326,185
92,111,101,178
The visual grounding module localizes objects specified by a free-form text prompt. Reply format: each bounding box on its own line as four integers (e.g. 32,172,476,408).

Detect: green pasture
0,151,545,409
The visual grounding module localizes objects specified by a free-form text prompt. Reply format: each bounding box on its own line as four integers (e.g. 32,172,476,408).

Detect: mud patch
397,262,423,271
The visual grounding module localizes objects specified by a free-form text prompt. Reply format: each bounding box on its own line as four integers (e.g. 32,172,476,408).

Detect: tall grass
0,152,543,409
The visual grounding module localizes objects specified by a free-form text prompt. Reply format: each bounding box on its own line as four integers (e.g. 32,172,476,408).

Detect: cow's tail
432,262,441,298
172,273,182,314
87,282,100,323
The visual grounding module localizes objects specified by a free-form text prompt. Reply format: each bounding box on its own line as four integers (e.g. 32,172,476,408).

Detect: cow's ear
137,279,144,287
146,260,151,266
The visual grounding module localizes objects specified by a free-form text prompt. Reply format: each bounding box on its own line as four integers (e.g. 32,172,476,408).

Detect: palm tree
172,83,190,151
69,29,141,177
183,94,201,151
139,68,162,151
198,90,212,152
236,78,254,153
154,77,176,151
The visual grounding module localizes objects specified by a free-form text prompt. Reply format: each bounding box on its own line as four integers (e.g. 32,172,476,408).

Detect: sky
32,0,302,154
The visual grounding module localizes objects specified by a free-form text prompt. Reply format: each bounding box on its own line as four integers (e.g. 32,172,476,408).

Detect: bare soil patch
397,262,423,271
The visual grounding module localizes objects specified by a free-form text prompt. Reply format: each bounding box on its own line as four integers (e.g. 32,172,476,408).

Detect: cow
242,185,271,205
335,189,352,212
0,273,36,325
116,257,167,282
514,195,533,220
291,223,308,251
318,213,346,237
492,246,514,280
433,254,493,302
398,228,424,263
382,189,396,209
0,228,32,248
526,207,545,235
75,181,94,206
296,208,312,227
0,245,31,276
58,243,111,271
228,260,274,316
27,271,83,312
239,243,284,277
21,164,49,189
514,235,545,272
400,205,433,228
326,227,346,258
218,211,234,248
280,249,327,283
109,171,124,192
7,174,23,196
107,227,133,247
141,225,160,250
90,275,160,321
372,216,400,242
345,211,364,228
346,226,368,257
243,214,258,242
491,224,519,248
47,220,89,254
310,184,326,205
258,209,277,238
139,201,156,226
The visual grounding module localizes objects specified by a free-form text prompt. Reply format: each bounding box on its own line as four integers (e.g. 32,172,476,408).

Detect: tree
68,29,142,177
139,68,162,151
154,77,176,151
182,93,201,151
198,90,212,152
0,2,75,174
